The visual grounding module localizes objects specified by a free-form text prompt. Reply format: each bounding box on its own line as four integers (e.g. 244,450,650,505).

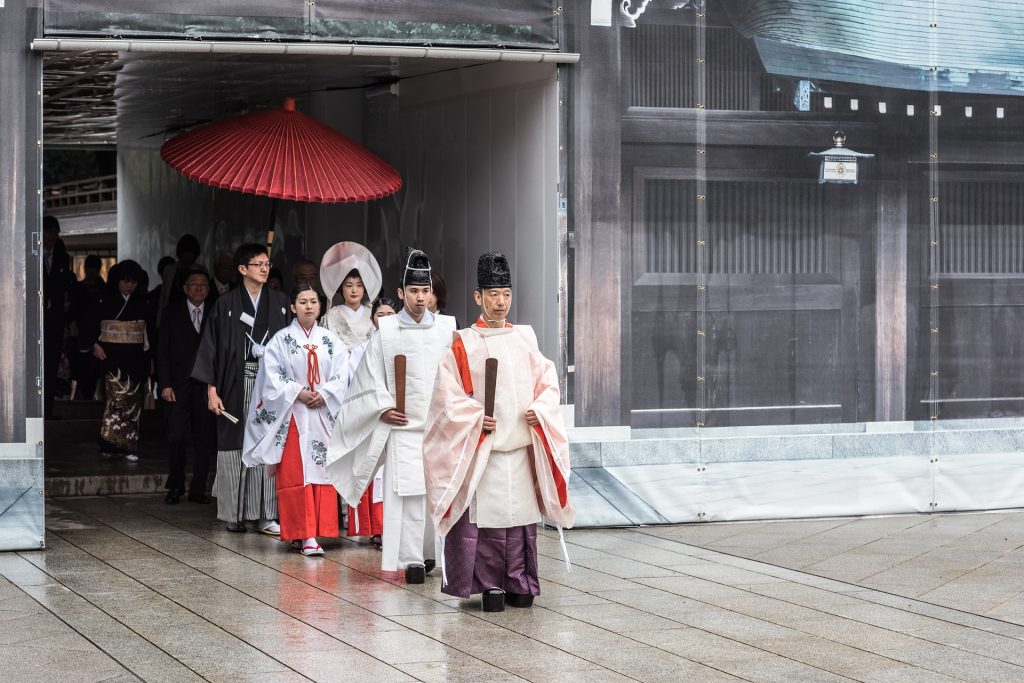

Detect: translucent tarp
0,459,45,552
565,1,1024,524
723,0,1024,97
43,1,307,41
43,0,559,48
615,0,1024,432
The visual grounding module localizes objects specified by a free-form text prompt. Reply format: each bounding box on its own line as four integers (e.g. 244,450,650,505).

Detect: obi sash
99,320,145,345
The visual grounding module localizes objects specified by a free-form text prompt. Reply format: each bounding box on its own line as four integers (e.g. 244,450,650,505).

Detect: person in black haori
70,254,105,401
191,243,291,534
43,215,76,417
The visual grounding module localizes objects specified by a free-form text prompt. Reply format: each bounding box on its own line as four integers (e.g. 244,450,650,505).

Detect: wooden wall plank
876,165,909,421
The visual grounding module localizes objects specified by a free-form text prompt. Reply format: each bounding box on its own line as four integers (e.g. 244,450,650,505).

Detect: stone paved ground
4,497,1024,682
650,510,1024,625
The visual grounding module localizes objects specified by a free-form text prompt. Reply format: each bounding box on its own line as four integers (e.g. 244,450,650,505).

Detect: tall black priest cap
402,249,432,287
477,251,512,289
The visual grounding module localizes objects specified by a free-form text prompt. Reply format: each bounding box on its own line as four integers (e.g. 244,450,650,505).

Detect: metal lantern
809,131,874,184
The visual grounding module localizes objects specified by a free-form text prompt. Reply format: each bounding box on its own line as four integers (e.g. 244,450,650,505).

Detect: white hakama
326,309,455,571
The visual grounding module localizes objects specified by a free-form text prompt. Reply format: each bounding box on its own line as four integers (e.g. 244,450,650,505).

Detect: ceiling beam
31,38,580,64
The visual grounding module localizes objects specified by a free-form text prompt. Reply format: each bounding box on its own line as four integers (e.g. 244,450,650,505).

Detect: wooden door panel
629,174,866,428
910,179,1024,420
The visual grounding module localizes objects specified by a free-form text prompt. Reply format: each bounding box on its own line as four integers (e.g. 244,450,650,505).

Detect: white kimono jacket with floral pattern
242,320,348,486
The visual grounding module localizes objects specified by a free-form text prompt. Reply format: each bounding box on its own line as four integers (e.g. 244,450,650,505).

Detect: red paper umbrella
160,97,401,203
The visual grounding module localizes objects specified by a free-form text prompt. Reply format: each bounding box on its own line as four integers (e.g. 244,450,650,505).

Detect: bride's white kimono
323,303,374,350
325,309,456,570
242,320,349,486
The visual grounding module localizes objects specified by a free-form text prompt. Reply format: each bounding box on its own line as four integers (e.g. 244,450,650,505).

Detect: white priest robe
326,309,456,570
423,321,575,535
242,320,348,485
327,303,382,532
348,337,384,508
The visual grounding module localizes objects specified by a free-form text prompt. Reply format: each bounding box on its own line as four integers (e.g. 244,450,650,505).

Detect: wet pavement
44,401,168,479
4,496,1024,682
43,404,210,498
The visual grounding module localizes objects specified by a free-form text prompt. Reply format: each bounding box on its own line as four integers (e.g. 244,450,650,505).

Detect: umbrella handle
266,198,278,257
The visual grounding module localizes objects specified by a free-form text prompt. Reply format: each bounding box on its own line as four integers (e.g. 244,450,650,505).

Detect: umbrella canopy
160,97,402,203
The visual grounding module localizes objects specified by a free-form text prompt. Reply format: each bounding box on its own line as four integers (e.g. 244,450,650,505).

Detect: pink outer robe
422,320,575,537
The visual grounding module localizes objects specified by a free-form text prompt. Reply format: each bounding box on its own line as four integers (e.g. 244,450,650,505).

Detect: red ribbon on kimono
303,344,321,392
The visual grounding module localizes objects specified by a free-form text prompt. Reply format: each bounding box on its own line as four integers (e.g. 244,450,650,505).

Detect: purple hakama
441,510,541,598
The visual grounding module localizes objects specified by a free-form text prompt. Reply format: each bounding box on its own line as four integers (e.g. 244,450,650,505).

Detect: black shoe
482,588,506,612
405,563,426,584
505,592,534,608
187,494,212,504
226,521,246,533
424,559,436,574
164,489,182,505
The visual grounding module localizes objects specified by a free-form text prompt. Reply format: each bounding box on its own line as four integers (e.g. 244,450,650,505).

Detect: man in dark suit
43,215,75,417
158,269,217,504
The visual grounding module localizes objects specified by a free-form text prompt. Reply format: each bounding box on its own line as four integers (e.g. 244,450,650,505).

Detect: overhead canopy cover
43,0,559,49
722,0,1024,95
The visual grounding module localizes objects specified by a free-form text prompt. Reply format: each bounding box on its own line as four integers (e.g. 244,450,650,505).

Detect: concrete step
47,473,170,497
46,472,214,497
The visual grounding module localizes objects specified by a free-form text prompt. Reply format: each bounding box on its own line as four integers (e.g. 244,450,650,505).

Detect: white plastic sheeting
566,453,1024,527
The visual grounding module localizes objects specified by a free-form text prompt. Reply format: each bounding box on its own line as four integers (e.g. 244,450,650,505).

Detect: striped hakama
214,361,278,523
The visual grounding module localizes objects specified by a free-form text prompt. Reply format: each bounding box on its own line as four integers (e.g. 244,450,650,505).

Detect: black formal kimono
191,284,290,523
83,263,154,457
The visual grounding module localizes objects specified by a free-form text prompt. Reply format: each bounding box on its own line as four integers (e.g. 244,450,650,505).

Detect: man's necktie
192,307,201,333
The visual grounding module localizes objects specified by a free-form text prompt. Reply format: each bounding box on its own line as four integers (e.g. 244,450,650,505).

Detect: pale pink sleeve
528,350,576,528
422,350,486,532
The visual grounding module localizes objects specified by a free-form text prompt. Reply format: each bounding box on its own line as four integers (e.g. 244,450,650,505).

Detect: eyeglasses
246,262,271,270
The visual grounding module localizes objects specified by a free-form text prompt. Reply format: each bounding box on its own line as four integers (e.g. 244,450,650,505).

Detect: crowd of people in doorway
43,218,575,610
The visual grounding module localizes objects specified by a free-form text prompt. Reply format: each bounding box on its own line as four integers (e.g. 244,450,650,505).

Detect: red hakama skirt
347,485,384,537
277,418,339,542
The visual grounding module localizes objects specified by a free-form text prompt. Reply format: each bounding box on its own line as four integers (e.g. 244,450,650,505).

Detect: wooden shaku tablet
483,357,498,433
394,354,407,414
